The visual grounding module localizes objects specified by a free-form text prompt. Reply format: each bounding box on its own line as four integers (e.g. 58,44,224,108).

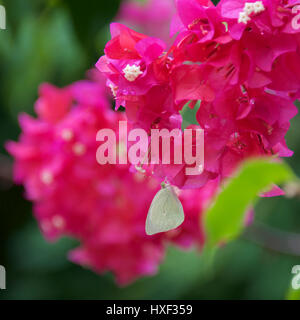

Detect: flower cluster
97,0,299,192
7,0,300,285
7,78,216,285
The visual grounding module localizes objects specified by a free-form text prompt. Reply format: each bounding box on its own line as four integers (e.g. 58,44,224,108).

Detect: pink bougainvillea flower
96,23,183,140
96,23,169,101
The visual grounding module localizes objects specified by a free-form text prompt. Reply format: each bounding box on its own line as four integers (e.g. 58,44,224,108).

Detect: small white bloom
123,64,143,82
52,215,65,229
238,11,251,24
41,170,53,185
61,129,73,141
244,3,254,14
253,1,265,13
73,142,86,156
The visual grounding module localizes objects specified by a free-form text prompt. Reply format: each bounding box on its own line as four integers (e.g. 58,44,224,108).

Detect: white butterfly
145,184,185,236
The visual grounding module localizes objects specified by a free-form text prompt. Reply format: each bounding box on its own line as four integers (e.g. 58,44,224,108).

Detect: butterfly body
145,185,185,235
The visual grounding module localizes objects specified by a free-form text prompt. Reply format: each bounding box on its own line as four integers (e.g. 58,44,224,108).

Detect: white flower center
61,129,74,141
123,64,143,82
244,3,254,14
238,1,265,24
253,1,265,13
238,11,251,24
41,170,53,185
52,215,65,229
73,142,86,156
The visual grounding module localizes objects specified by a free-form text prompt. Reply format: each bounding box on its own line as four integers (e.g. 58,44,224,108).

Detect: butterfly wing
145,186,184,235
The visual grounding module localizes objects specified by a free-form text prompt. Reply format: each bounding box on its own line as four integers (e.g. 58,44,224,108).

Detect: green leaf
286,287,300,300
180,100,201,130
204,158,295,248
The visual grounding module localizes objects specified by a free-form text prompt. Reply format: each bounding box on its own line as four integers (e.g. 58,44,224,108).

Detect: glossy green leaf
205,158,295,248
286,286,300,300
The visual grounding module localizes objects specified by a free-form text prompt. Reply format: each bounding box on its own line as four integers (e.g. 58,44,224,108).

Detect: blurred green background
0,0,300,300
